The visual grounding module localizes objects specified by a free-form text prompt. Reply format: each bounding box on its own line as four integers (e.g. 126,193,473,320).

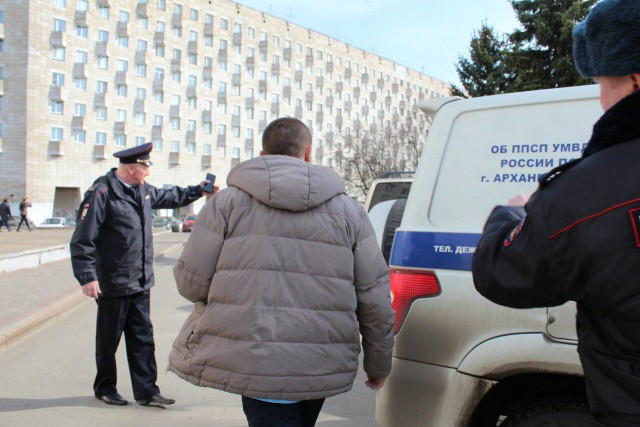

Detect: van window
429,100,601,229
369,181,412,212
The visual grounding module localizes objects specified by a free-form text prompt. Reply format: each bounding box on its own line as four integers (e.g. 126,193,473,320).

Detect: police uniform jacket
70,168,203,297
472,90,640,427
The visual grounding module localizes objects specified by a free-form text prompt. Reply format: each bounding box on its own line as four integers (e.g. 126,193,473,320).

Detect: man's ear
631,74,640,91
304,144,313,163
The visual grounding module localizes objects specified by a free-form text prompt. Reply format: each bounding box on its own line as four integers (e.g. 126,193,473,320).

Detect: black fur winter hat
573,0,640,78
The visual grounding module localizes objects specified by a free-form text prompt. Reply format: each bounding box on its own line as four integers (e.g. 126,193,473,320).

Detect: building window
53,19,66,32
137,65,146,77
96,132,107,145
119,10,129,23
187,142,195,154
115,135,126,147
96,80,107,93
153,139,163,151
76,50,88,63
74,103,86,116
135,136,145,146
187,119,196,131
50,101,64,114
220,18,228,30
218,146,225,158
136,87,146,100
51,127,63,141
116,84,127,97
53,0,66,8
117,36,129,47
232,147,240,158
74,130,86,143
96,107,107,120
157,0,166,11
190,8,198,20
97,57,108,69
203,144,211,155
138,18,148,29
52,72,65,86
77,0,88,11
170,140,179,152
52,47,65,61
98,30,108,42
117,109,127,122
188,53,197,65
171,118,180,129
153,114,163,126
98,6,109,19
76,26,88,38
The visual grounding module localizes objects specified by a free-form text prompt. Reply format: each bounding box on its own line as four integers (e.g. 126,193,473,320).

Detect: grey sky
233,0,521,85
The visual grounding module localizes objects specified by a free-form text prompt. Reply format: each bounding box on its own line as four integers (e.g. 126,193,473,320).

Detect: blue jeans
242,396,325,427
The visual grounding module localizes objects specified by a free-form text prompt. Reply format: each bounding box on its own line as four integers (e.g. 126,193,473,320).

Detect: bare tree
329,124,424,202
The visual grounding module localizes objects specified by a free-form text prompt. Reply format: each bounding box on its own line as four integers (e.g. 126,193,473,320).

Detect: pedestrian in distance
70,142,216,408
0,197,11,232
168,118,395,427
472,1,640,425
16,197,33,232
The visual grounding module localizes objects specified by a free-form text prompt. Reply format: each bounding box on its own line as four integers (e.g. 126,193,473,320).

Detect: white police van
371,85,604,426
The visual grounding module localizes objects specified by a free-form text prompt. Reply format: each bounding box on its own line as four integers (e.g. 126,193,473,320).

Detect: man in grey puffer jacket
169,118,394,426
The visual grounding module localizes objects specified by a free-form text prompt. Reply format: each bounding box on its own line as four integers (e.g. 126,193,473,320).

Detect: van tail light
390,269,441,334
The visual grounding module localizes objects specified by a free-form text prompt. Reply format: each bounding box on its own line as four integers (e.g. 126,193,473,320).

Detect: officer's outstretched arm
173,191,229,303
70,185,108,287
472,205,568,309
147,183,203,209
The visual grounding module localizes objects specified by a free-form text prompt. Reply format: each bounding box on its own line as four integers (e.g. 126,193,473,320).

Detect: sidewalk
0,229,75,256
0,232,189,353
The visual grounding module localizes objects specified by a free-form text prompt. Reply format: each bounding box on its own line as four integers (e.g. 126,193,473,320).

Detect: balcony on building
305,55,313,68
218,48,228,63
316,111,324,124
316,76,324,88
154,31,165,46
135,50,146,66
245,56,255,69
325,96,334,107
270,102,280,115
392,83,399,94
406,88,413,98
245,96,255,109
171,58,181,73
353,87,361,98
169,151,180,165
283,47,292,61
94,144,107,160
116,21,128,38
377,78,385,90
203,66,213,81
393,113,400,124
370,123,378,133
344,68,353,79
294,106,303,119
152,77,164,93
73,63,86,79
370,91,377,102
335,81,343,93
217,134,226,147
48,141,64,157
186,130,196,144
233,32,242,46
305,91,313,103
325,132,334,143
188,40,198,54
336,115,343,128
136,2,148,18
186,85,197,99
115,71,127,85
294,70,303,83
204,22,214,37
259,40,268,55
326,61,334,73
378,109,385,120
50,31,66,48
202,110,212,123
152,125,163,139
217,91,227,104
385,96,392,107
231,114,241,128
283,85,292,98
96,0,109,6
258,120,267,133
361,105,370,116
134,99,145,114
114,121,126,135
271,63,280,76
75,11,88,27
201,154,212,167
169,105,180,119
95,41,108,57
49,85,64,102
258,79,268,93
245,138,254,150
362,73,369,85
232,72,241,87
171,12,182,29
71,116,84,130
344,101,352,112
93,93,106,108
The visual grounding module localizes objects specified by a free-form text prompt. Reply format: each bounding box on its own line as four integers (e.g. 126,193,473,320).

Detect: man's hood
227,155,345,212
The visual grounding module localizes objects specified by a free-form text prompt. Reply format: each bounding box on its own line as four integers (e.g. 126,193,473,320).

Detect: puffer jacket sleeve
173,191,230,303
352,204,395,379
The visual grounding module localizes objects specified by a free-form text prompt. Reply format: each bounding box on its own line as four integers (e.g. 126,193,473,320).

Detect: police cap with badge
113,142,154,166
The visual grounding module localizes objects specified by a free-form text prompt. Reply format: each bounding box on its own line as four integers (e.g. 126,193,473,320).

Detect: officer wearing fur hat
472,0,640,425
70,143,215,408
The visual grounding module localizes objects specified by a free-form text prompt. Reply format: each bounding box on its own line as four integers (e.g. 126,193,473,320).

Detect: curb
0,229,172,274
0,236,184,355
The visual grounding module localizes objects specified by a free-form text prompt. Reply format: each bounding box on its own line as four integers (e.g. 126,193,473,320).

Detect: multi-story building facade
0,0,450,223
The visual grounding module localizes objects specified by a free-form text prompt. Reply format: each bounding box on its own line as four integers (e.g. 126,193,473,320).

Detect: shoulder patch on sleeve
503,217,527,247
80,203,90,221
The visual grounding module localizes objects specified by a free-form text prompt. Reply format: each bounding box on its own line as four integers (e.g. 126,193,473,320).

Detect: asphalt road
0,235,379,427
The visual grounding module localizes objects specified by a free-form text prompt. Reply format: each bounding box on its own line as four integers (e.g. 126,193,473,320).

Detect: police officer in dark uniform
472,1,640,425
70,142,213,407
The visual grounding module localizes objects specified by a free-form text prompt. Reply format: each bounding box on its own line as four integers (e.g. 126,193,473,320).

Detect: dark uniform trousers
94,289,160,400
242,397,325,427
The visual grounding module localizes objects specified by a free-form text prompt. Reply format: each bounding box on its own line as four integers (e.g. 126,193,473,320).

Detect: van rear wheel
381,199,407,264
502,400,604,426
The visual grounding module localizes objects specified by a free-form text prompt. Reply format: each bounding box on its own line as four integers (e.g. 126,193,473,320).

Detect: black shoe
137,393,175,407
96,393,128,406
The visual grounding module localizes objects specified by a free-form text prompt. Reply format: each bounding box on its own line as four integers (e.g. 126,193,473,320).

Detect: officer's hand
82,281,101,299
365,374,386,390
508,194,529,207
200,180,220,198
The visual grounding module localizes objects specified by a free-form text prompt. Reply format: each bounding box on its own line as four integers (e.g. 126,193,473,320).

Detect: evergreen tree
507,0,596,91
451,21,512,98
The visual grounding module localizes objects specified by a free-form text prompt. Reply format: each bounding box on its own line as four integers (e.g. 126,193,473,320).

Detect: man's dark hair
262,118,312,158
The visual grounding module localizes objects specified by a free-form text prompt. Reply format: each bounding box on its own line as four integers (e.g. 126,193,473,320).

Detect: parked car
370,85,603,426
170,218,183,233
39,217,71,228
181,214,197,232
363,172,414,213
152,216,175,229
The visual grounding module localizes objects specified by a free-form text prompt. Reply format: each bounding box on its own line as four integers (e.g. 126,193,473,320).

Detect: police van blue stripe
389,231,482,271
